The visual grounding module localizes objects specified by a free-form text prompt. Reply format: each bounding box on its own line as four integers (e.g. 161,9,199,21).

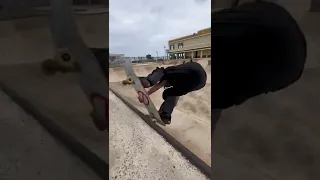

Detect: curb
0,83,108,180
109,88,212,179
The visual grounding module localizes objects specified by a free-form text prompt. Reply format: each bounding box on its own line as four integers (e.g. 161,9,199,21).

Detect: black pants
159,81,206,120
140,67,206,120
139,69,178,120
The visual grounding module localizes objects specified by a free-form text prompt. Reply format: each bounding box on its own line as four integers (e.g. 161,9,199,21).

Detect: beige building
168,28,211,59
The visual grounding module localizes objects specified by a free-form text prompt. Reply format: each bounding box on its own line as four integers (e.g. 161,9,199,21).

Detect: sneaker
159,111,171,125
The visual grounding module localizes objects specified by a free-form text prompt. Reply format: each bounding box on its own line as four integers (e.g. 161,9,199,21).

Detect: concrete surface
211,153,275,180
0,12,109,162
0,90,100,180
0,13,108,65
109,91,209,180
109,59,211,166
213,68,320,180
0,12,108,179
0,63,108,163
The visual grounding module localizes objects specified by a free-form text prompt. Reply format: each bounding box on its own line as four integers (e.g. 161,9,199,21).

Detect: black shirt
212,2,306,109
162,62,207,95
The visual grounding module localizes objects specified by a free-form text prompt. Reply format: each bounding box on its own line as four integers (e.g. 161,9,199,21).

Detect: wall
183,34,211,49
169,34,211,53
202,49,211,57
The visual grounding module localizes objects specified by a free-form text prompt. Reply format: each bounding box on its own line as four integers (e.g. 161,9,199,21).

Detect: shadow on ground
213,68,320,180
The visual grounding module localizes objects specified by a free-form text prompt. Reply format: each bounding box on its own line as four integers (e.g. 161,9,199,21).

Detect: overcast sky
109,0,211,57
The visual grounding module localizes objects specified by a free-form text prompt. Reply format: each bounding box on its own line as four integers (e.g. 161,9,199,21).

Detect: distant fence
109,55,190,66
109,56,169,65
108,57,210,68
126,56,170,62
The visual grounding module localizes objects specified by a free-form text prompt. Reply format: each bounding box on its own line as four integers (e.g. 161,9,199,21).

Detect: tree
146,54,152,59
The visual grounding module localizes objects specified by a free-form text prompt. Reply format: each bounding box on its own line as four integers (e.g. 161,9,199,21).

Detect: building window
177,53,185,59
178,43,183,49
170,44,174,50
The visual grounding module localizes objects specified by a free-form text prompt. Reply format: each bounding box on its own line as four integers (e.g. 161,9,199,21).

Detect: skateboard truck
122,76,134,85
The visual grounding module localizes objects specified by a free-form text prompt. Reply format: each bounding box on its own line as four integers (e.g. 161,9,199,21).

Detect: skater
138,61,207,124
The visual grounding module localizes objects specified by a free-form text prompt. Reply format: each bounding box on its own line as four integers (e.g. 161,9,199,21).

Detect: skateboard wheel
122,77,134,85
127,77,133,83
55,49,76,68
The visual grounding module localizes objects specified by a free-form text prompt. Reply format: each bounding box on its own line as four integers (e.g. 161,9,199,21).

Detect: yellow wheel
126,77,133,83
55,48,76,68
122,77,133,85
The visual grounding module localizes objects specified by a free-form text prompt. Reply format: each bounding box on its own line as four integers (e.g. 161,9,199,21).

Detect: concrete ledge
109,88,212,179
0,83,108,180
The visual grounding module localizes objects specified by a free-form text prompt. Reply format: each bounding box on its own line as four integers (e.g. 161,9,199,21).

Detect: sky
109,0,211,57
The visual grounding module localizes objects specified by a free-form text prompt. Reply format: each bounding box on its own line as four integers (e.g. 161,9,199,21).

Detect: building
167,27,211,59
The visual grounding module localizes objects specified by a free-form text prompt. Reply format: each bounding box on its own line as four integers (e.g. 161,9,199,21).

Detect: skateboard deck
123,60,166,126
50,0,108,131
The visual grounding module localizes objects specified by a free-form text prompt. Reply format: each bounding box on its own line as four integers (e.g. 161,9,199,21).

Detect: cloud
109,0,211,57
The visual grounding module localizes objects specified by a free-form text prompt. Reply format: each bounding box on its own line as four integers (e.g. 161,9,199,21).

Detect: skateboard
50,0,108,131
41,47,78,75
123,60,166,126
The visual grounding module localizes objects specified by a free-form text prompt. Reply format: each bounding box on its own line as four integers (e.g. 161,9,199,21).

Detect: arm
147,80,168,95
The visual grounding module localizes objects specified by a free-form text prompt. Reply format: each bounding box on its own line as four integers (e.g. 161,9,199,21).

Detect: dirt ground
109,90,209,180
